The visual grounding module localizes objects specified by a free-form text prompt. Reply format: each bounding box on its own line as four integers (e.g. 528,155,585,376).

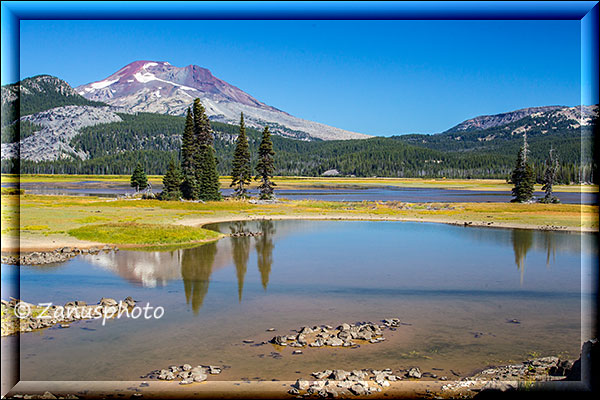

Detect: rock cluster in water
270,319,402,349
1,245,118,266
230,231,263,238
0,296,135,336
289,367,421,397
463,356,577,383
144,364,222,385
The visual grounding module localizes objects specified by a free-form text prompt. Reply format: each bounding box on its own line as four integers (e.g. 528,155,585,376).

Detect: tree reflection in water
180,220,277,313
511,229,562,286
542,231,556,266
255,220,275,290
231,221,251,302
512,229,533,286
181,241,218,314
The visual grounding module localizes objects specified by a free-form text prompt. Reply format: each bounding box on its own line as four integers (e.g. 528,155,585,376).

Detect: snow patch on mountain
76,60,371,141
91,78,119,89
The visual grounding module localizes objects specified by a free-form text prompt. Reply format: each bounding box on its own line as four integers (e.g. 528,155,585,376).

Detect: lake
2,181,597,204
1,220,594,382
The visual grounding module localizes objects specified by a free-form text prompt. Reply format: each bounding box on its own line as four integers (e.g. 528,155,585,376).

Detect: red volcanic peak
77,60,271,109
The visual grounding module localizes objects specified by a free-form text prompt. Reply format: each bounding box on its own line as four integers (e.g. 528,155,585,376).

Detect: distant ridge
445,105,566,133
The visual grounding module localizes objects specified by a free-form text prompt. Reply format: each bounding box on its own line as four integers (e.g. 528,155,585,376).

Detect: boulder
271,335,287,345
406,367,422,379
331,369,350,380
295,379,310,390
296,334,308,346
312,370,332,380
99,297,118,306
337,330,351,340
123,296,135,308
208,365,221,375
192,373,207,382
299,326,313,334
350,384,367,396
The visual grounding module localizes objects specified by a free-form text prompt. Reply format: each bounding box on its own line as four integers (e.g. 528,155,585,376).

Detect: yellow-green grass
2,174,596,193
1,193,597,252
67,222,222,247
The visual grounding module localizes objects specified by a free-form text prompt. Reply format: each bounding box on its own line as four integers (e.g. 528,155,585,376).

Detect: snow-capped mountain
76,60,370,141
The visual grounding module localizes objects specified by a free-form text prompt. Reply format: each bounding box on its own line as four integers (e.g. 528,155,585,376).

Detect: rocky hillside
444,105,566,133
75,60,370,141
1,106,126,162
1,75,105,126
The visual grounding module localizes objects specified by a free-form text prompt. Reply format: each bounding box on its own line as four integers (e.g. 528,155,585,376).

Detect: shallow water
3,181,596,204
1,220,595,381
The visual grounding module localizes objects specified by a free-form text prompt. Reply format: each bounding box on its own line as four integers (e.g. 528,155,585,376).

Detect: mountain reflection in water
82,220,582,312
83,220,276,313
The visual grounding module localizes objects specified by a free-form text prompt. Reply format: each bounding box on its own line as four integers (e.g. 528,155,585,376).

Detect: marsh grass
2,193,596,249
67,222,223,246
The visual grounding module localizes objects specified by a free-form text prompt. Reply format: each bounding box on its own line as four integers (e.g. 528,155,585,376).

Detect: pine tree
193,98,212,146
130,162,148,192
191,98,221,201
198,145,222,201
180,108,198,199
230,113,252,198
255,125,276,199
540,147,560,203
510,133,535,203
161,157,182,201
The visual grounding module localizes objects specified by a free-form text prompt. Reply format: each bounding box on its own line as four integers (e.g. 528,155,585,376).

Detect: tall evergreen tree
161,157,182,200
511,133,535,203
193,98,212,146
255,125,276,199
180,108,198,199
191,98,221,201
130,162,148,192
230,113,252,197
198,145,222,201
540,147,560,203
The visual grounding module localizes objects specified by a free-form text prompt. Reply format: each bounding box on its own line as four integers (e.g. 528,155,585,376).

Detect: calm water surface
3,181,596,204
1,220,594,381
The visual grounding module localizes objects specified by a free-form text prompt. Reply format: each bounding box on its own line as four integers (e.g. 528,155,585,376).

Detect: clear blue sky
19,19,581,136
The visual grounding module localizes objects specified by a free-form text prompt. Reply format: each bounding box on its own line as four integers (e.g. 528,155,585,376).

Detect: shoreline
2,213,595,255
2,352,590,399
195,213,598,233
2,311,592,397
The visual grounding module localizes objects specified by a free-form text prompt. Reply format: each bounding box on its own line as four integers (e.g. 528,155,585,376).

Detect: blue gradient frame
1,1,598,397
